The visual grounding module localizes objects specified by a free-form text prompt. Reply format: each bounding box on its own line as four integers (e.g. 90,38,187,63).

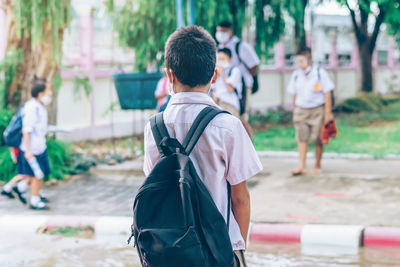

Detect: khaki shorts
293,105,325,145
217,100,240,118
234,250,247,267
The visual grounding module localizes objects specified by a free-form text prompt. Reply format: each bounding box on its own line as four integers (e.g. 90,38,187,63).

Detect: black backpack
3,106,24,148
235,41,259,94
228,67,246,115
130,107,235,267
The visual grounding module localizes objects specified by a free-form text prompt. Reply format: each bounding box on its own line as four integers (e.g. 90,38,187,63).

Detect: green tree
254,0,309,58
107,0,246,72
1,0,71,122
338,0,400,93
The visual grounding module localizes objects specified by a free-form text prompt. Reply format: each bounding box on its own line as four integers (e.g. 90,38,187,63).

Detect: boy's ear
211,69,218,84
165,68,174,84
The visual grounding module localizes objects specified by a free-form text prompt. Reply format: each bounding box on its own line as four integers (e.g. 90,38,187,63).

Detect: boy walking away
212,48,243,118
19,80,52,210
287,47,334,176
137,26,262,266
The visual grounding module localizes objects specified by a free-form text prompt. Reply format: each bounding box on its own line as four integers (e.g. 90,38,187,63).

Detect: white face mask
167,80,175,96
218,61,230,69
40,95,52,106
215,31,230,44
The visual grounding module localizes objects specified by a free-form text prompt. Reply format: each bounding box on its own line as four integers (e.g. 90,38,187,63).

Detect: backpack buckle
159,137,186,156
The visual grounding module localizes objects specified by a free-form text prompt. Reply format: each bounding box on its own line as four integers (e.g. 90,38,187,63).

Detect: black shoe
1,189,15,199
12,186,27,205
29,202,50,210
40,196,49,203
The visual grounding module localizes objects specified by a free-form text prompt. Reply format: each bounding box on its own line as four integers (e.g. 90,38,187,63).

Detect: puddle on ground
247,241,400,266
2,233,400,267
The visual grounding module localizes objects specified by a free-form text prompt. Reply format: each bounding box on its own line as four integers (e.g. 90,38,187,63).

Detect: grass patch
253,101,400,157
42,226,95,238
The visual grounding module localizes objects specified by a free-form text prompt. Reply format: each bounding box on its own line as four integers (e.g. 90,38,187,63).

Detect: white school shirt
143,92,263,250
218,36,260,88
212,66,242,111
20,98,48,155
287,65,334,109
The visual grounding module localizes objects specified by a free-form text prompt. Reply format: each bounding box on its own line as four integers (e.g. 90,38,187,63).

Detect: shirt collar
169,92,218,107
220,36,240,48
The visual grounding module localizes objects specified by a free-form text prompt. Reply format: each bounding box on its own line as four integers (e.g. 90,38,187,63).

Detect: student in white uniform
287,47,334,176
211,48,243,118
215,21,260,138
18,80,53,210
144,26,263,266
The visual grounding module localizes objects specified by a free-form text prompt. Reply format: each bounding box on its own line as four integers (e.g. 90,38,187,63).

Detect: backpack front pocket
137,226,206,267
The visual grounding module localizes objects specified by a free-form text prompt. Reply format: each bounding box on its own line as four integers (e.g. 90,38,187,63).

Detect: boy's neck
174,84,210,94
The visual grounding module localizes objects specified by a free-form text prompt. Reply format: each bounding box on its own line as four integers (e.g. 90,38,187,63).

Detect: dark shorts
17,150,51,178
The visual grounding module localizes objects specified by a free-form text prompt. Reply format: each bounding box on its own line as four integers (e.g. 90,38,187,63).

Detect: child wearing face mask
17,79,53,210
211,48,243,118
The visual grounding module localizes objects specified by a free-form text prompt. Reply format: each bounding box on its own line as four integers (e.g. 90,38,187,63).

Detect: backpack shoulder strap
317,66,321,82
235,41,250,70
150,112,171,157
182,107,229,155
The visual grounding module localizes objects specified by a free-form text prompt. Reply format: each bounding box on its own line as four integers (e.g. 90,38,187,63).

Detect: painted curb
301,224,364,248
250,223,302,243
364,226,400,247
3,215,400,248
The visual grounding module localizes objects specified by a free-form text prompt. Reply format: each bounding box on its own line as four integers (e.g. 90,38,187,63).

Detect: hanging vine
106,0,247,72
1,0,71,109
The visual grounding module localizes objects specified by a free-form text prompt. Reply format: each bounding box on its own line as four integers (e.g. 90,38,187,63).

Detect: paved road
0,172,143,216
1,157,400,226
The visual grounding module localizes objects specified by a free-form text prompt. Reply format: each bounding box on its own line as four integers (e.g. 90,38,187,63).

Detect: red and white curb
2,215,400,248
250,223,400,248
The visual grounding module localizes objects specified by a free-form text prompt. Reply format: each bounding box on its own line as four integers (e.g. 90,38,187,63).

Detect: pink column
372,49,378,68
351,41,359,69
77,5,95,127
306,32,312,49
0,1,7,61
274,41,285,69
387,38,395,68
329,33,338,68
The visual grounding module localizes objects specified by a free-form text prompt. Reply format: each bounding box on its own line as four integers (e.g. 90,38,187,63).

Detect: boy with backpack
216,21,260,138
2,80,52,210
211,48,244,118
135,26,262,266
287,47,334,176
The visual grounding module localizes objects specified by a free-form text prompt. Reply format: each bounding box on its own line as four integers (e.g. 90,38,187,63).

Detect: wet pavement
2,157,400,266
2,232,400,267
0,172,143,216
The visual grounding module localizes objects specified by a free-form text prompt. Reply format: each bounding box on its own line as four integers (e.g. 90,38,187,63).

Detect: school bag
235,41,259,94
3,106,24,148
228,67,246,115
130,106,235,267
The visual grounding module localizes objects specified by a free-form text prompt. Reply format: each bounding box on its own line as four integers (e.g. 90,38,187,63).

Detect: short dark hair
218,48,232,59
165,26,217,88
31,77,47,98
218,21,233,29
296,47,312,57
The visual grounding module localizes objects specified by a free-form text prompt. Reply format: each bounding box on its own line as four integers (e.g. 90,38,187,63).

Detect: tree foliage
254,0,308,60
107,0,246,72
1,0,71,109
337,0,400,92
13,0,72,63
